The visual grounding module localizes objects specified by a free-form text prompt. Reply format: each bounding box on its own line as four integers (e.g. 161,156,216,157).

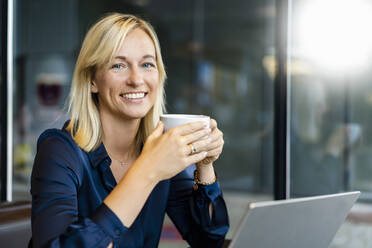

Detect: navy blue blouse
30,124,229,247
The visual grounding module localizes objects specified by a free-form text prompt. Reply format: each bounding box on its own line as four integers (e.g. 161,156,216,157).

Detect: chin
124,110,150,120
120,104,154,120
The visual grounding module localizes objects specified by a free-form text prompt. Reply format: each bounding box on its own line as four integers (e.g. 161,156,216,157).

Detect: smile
120,92,147,99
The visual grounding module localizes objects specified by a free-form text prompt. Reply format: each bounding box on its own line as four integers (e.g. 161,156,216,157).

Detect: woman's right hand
138,121,211,182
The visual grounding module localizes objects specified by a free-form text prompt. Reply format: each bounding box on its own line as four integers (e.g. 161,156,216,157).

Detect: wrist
196,156,215,167
196,163,213,170
194,169,216,185
131,155,160,185
195,163,215,183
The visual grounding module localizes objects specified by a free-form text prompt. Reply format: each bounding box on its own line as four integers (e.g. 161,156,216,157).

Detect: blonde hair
66,13,167,151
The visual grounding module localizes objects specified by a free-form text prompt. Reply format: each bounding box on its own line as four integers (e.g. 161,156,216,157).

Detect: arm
104,121,210,227
33,121,211,247
31,134,126,248
196,164,216,217
166,166,229,248
195,118,225,218
166,119,229,248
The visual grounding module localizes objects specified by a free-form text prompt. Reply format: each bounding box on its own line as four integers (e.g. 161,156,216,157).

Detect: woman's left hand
195,118,224,166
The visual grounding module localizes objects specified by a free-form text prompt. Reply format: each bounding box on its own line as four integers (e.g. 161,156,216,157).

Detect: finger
206,147,223,157
194,137,223,152
186,128,222,153
154,121,165,135
150,121,164,139
210,118,217,129
185,151,208,166
197,156,215,166
183,143,193,156
182,128,211,145
206,129,223,143
175,121,208,136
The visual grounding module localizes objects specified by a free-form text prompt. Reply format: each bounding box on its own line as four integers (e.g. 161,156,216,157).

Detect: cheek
148,83,160,106
97,84,118,105
94,75,113,94
147,73,160,92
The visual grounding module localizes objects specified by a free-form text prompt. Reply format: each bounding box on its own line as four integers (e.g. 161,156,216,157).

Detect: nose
127,66,144,86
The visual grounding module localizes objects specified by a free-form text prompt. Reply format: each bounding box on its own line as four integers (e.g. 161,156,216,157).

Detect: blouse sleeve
166,165,229,248
30,133,127,248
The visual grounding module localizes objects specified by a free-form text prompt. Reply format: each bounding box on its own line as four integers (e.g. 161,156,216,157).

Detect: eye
111,63,126,70
142,62,156,69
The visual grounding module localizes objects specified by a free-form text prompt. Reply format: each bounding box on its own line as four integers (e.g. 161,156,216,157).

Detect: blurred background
2,0,372,247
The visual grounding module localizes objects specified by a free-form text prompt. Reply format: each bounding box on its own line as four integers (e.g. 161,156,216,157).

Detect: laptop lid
228,191,360,248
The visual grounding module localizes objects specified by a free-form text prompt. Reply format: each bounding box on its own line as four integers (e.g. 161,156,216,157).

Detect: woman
30,13,229,247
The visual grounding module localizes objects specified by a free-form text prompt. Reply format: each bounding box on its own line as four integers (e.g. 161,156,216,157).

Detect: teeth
122,92,145,99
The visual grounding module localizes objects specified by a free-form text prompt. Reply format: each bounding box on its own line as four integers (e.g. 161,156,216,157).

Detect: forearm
168,165,229,247
196,163,216,217
104,157,158,227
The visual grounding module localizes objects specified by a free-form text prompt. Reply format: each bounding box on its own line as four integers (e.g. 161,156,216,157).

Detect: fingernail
203,152,207,156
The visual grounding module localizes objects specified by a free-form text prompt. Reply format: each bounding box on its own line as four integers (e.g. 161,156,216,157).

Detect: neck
100,111,141,160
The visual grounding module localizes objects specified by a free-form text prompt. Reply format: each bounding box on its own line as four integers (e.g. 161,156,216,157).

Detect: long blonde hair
66,13,167,151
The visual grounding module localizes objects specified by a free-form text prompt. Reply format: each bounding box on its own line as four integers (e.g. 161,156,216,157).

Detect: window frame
1,0,14,202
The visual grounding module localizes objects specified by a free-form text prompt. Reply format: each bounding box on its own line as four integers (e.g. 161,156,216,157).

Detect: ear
91,80,98,93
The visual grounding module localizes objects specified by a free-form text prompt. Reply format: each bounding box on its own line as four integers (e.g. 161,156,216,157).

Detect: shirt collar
88,143,111,168
62,120,110,168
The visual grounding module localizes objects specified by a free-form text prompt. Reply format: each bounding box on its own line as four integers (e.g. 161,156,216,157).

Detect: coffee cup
160,114,210,132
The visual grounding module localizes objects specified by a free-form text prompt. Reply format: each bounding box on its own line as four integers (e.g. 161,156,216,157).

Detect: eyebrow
114,55,156,61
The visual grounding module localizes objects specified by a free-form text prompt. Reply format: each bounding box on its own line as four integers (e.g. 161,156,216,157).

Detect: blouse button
207,190,213,195
193,184,198,191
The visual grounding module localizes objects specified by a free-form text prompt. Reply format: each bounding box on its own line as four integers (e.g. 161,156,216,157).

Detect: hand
196,118,224,166
139,121,211,182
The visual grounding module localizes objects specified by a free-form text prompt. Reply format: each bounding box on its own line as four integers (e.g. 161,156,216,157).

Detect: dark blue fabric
30,123,229,248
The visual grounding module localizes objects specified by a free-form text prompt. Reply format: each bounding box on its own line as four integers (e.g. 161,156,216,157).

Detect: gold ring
189,144,197,155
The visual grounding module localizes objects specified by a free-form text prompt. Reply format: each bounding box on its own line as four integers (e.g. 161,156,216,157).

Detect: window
290,0,372,245
11,0,275,202
9,0,276,243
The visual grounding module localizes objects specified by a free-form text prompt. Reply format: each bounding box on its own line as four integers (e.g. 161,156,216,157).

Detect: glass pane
13,0,77,200
76,0,275,242
143,0,276,241
14,0,276,244
290,0,372,246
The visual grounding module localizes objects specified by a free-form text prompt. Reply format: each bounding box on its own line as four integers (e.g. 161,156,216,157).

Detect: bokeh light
295,0,372,72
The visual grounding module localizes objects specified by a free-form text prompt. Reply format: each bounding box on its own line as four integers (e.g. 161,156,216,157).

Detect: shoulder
37,124,74,147
33,127,86,186
37,128,80,161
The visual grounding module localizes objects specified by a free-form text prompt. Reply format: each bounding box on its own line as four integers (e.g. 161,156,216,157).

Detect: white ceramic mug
160,114,210,132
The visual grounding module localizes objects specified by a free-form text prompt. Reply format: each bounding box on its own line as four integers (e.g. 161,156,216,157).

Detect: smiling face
91,28,159,121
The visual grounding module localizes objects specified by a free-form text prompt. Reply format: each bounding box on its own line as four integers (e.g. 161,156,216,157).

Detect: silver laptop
228,191,360,248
